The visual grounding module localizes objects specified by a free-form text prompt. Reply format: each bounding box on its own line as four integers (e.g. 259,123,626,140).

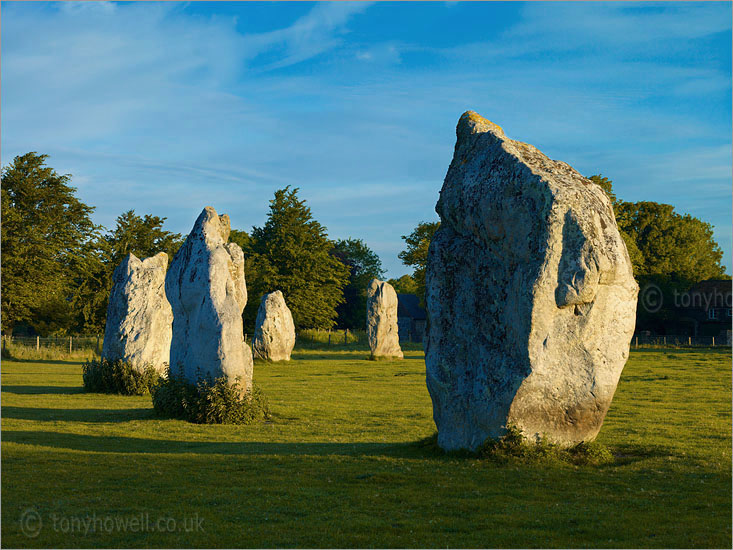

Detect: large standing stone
102,252,172,373
252,291,296,362
366,279,403,359
165,207,252,392
425,111,638,451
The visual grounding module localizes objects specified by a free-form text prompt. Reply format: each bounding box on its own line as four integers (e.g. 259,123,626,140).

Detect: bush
152,367,270,424
419,425,615,467
82,358,160,395
478,425,614,466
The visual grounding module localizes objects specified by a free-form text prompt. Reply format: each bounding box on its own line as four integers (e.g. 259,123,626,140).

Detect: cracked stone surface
102,252,172,373
166,206,253,391
425,111,638,451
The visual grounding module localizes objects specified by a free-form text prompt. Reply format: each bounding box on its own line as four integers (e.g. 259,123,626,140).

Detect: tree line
397,174,728,332
1,153,390,336
2,153,727,337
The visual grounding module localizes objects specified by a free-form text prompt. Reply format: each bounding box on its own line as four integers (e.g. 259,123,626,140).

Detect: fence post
712,336,715,347
36,335,40,351
69,336,72,354
663,336,666,346
635,336,638,348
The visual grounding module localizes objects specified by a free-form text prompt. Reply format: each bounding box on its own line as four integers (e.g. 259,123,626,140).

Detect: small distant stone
252,291,296,362
366,279,403,359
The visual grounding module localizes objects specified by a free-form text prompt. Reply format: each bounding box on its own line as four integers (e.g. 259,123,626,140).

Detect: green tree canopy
70,210,184,333
398,221,440,305
388,274,418,295
1,152,99,335
332,238,385,329
245,187,349,330
589,174,726,282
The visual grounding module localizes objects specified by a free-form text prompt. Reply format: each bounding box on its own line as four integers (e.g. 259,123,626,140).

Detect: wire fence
5,330,725,361
1,335,102,360
631,333,730,348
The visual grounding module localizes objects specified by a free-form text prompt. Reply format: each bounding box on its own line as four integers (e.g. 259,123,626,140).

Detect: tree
332,238,385,329
245,187,349,330
105,210,183,266
589,174,644,275
589,174,726,282
1,153,100,335
71,210,184,333
589,174,728,333
388,274,418,295
398,221,440,305
615,201,726,283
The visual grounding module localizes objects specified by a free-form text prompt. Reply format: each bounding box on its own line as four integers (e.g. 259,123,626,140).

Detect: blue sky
2,1,731,276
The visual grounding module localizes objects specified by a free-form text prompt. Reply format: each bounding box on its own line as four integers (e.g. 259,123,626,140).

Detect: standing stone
425,111,638,451
102,252,172,373
366,279,403,359
252,291,296,362
165,207,252,392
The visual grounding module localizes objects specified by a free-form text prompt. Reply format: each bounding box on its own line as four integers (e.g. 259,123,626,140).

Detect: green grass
1,348,731,548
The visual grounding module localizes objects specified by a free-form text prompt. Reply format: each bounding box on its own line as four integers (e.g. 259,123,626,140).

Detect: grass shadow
2,385,84,395
1,406,155,423
1,358,90,366
2,430,436,458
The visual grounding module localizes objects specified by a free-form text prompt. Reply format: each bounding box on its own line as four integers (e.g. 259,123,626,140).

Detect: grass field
1,347,731,548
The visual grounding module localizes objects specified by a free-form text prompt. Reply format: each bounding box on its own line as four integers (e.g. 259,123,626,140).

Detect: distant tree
589,174,644,275
105,210,183,266
71,210,184,333
388,274,418,295
398,221,440,305
1,153,100,335
616,201,726,283
589,173,728,333
332,238,385,329
246,187,349,330
589,174,726,282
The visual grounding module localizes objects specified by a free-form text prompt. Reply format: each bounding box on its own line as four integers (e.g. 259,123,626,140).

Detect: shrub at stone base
82,358,160,395
419,425,614,466
152,368,270,424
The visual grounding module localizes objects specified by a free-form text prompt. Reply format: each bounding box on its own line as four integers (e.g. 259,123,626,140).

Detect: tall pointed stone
425,111,638,451
165,207,252,391
252,291,296,362
366,279,403,359
102,252,172,373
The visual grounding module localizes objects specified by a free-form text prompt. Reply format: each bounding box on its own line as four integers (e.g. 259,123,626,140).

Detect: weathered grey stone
425,111,638,451
252,291,296,362
165,207,252,392
367,279,403,359
102,252,172,373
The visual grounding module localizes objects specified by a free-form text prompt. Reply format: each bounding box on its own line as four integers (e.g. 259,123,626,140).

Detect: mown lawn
1,347,731,548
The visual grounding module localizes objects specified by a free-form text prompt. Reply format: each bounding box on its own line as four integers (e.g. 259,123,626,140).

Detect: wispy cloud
1,2,730,275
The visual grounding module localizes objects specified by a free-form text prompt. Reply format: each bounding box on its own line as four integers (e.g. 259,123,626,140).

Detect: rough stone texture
252,291,296,362
165,207,253,392
102,252,172,373
366,279,404,358
425,111,638,451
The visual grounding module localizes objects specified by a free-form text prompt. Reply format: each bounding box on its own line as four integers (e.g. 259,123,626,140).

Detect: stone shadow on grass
2,406,155,423
2,430,443,459
1,385,84,395
1,358,91,366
